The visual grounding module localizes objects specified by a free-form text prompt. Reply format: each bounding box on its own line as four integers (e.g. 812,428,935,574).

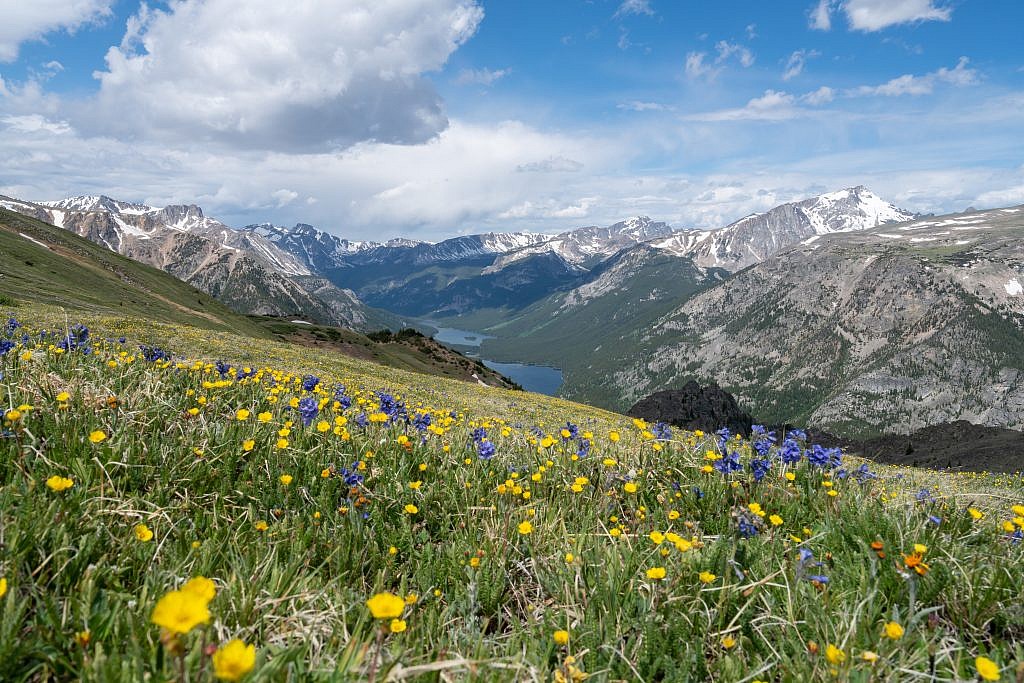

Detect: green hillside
0,207,269,338
1,304,1022,681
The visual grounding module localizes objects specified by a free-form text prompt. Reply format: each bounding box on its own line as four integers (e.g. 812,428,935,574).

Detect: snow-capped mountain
244,222,380,272
650,186,915,271
486,216,675,272
0,194,381,329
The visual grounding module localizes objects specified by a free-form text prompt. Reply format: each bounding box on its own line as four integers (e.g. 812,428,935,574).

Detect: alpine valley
4,185,1023,438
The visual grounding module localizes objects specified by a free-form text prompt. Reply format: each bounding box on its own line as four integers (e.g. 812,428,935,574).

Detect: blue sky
1,0,1023,240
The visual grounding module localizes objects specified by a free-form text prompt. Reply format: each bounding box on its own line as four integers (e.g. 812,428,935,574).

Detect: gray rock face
651,186,916,271
610,206,1024,435
0,194,377,329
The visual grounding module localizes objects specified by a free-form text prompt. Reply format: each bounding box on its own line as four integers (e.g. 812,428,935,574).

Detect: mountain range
478,203,1024,435
6,183,1022,437
0,194,394,330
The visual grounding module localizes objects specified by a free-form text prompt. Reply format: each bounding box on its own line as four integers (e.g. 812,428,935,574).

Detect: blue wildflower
413,413,432,432
714,450,743,474
779,438,802,465
738,518,759,538
477,440,496,460
297,396,318,426
652,421,672,440
302,375,320,392
749,458,771,482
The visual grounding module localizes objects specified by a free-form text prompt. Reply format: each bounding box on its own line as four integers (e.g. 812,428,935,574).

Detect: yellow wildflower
212,639,256,681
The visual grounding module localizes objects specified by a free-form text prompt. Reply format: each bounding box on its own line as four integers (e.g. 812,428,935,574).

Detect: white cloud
455,67,511,86
685,90,802,122
746,24,757,40
802,86,835,105
516,156,584,173
842,0,952,32
614,0,655,19
850,57,978,97
809,0,834,30
271,189,299,207
684,41,753,81
0,0,114,62
85,0,484,151
684,52,718,81
783,49,820,81
715,40,755,68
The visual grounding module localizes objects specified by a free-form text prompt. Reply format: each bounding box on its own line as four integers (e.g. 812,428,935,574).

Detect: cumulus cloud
783,49,820,81
802,86,835,105
84,0,483,151
455,67,511,86
0,0,114,62
809,0,951,32
271,189,299,207
849,57,978,96
842,0,952,32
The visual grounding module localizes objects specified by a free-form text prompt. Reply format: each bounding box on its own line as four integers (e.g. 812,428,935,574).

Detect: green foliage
1,307,1023,681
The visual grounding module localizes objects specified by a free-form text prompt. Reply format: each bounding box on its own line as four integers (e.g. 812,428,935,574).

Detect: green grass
0,208,270,339
2,305,1023,681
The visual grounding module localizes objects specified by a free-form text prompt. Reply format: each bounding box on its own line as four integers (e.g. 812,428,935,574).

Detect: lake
428,325,494,347
481,360,564,396
425,322,563,395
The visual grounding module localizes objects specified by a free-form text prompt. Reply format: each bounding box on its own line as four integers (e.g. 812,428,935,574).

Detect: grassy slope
0,208,269,339
453,249,724,409
253,317,521,389
1,304,1023,681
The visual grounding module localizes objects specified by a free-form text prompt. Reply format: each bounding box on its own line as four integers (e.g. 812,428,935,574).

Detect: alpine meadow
2,0,1024,681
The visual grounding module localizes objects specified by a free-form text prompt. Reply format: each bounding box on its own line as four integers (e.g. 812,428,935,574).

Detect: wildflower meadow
1,306,1023,681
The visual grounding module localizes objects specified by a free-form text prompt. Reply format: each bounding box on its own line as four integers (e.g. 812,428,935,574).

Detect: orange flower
903,552,930,576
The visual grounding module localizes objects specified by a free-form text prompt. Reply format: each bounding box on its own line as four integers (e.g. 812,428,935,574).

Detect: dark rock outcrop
809,421,1024,474
627,381,754,435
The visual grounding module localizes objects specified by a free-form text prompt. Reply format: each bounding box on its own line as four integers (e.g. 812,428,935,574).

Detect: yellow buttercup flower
975,656,1000,681
212,639,256,681
389,619,407,634
882,621,904,640
517,520,533,535
0,577,7,598
134,523,154,542
88,430,107,444
553,630,569,646
279,474,293,485
150,589,211,634
182,576,217,602
404,504,419,514
825,644,846,665
646,566,666,580
46,475,74,492
366,592,405,619
699,571,717,584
